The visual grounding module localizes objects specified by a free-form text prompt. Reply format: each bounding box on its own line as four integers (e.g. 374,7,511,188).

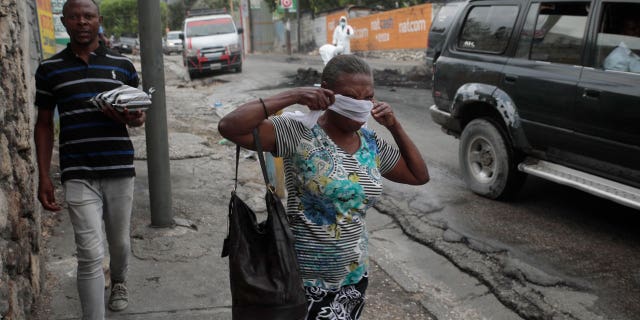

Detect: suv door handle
582,88,601,99
504,75,518,84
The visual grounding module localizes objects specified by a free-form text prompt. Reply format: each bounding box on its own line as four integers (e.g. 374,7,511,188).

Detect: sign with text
327,4,433,51
281,0,293,9
277,0,296,12
36,0,56,58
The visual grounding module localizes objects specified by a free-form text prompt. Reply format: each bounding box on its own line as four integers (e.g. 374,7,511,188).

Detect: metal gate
250,3,275,52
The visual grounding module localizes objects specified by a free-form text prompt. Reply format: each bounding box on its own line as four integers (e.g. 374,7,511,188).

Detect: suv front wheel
459,118,525,200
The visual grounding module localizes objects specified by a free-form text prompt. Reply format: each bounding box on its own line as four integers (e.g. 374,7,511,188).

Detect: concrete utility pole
286,11,291,55
138,0,174,227
296,0,300,52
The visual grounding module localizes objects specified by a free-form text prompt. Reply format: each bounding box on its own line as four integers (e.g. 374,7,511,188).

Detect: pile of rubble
356,49,426,62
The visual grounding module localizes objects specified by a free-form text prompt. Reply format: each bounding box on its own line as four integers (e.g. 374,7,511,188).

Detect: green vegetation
100,0,168,37
167,0,229,31
302,0,426,14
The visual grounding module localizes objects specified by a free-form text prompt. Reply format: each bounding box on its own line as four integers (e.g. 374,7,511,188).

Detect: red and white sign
281,0,293,9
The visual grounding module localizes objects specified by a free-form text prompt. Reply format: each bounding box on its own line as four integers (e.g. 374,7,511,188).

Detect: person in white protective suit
332,16,354,54
318,16,354,66
319,44,343,65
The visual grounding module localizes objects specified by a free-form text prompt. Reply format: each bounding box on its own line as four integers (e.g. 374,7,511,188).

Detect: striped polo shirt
271,116,400,290
35,44,140,183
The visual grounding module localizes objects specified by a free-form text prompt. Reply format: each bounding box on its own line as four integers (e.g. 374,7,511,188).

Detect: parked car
112,35,139,54
428,0,640,209
180,8,243,78
163,30,183,55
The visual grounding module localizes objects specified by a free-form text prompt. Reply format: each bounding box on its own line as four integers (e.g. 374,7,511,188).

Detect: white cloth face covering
282,94,373,129
328,94,373,123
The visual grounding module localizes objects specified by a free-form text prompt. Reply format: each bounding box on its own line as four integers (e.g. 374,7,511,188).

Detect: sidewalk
41,157,431,320
36,52,433,320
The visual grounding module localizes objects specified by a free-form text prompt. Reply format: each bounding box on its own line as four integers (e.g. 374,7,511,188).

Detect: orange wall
327,4,433,51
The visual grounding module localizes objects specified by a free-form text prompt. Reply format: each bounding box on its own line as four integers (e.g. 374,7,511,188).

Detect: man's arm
34,108,62,211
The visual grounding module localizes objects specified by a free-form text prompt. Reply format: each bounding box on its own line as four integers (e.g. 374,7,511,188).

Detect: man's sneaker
108,282,128,311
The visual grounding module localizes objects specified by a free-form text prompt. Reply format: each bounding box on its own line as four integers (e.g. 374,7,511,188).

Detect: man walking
34,0,145,319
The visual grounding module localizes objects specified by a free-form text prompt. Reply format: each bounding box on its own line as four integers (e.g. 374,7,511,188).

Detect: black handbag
221,129,307,320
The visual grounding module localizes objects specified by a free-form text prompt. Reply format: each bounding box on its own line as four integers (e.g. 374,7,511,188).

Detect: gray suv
429,0,640,209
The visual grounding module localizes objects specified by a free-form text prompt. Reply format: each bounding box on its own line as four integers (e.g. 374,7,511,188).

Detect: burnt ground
272,67,431,90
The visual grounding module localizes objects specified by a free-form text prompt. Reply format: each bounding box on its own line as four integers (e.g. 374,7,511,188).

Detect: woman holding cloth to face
218,54,429,319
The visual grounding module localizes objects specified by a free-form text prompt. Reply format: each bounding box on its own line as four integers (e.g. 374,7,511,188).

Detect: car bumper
429,104,461,136
164,45,182,53
185,51,242,72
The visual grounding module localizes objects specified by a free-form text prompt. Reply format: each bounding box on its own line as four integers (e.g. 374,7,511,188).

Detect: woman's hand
296,87,335,111
373,100,430,185
371,100,397,128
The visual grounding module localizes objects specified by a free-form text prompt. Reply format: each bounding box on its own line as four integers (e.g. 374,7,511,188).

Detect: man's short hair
62,0,100,15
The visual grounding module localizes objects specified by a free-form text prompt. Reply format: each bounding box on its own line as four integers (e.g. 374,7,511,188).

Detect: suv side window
595,2,640,73
517,2,589,65
457,5,519,53
515,3,541,58
432,2,466,33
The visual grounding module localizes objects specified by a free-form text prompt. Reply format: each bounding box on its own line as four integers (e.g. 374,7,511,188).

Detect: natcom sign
327,4,433,51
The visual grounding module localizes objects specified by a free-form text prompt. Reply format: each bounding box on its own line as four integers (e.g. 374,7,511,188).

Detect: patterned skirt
304,275,368,320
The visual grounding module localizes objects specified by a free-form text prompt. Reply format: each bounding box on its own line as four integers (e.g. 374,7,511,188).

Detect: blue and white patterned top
271,116,400,290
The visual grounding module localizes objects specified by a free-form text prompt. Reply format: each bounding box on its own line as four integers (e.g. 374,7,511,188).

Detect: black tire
235,63,242,73
188,69,197,80
459,118,526,200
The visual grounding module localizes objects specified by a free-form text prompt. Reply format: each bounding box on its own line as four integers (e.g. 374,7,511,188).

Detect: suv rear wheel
459,118,525,200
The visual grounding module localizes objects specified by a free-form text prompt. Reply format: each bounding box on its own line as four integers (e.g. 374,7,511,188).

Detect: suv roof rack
186,8,226,17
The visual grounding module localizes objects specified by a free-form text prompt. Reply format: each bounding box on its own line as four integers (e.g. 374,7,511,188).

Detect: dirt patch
364,261,435,320
31,165,64,320
177,77,228,89
373,68,430,89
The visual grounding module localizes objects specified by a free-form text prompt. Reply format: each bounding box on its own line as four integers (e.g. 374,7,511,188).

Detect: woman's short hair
321,55,372,88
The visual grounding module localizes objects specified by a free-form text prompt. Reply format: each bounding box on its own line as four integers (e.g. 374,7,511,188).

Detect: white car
163,31,183,55
181,9,243,78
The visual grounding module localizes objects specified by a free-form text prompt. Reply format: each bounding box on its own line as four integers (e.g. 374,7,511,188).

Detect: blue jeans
64,177,134,320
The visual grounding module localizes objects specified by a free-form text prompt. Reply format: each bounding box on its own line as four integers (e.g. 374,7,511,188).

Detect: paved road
370,85,640,320
171,53,640,319
163,53,522,319
184,55,520,319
